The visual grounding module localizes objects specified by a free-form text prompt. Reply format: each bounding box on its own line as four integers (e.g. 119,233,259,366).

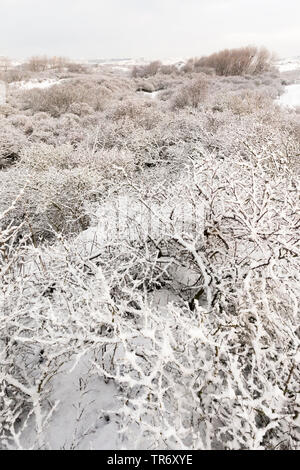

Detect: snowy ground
137,90,162,100
276,56,300,72
22,356,121,450
277,83,300,108
10,78,66,90
275,56,300,108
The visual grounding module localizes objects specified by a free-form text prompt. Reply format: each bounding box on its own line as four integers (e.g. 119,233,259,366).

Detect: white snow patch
138,90,161,100
275,57,300,72
277,83,300,108
21,355,121,450
10,78,66,90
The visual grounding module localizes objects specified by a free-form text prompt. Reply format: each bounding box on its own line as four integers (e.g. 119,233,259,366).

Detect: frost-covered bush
22,81,112,117
132,61,162,78
0,167,101,242
68,102,94,116
0,148,299,449
8,114,33,129
219,90,275,116
0,104,15,118
107,99,164,130
28,113,86,146
19,143,75,171
66,62,88,74
0,123,27,168
132,61,180,79
171,76,210,109
0,67,31,84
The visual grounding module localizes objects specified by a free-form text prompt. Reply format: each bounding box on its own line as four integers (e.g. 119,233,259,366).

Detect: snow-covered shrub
0,167,101,242
132,61,162,78
66,62,88,74
91,151,299,450
29,113,85,146
107,99,164,130
68,102,94,116
0,104,16,118
160,64,178,75
0,148,299,449
171,76,210,109
8,114,32,129
181,59,214,76
1,68,31,84
1,58,299,450
19,143,75,171
220,90,275,116
22,81,112,117
0,122,27,168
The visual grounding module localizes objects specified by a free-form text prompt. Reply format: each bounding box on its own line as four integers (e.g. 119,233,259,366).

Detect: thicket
195,46,273,76
0,53,299,450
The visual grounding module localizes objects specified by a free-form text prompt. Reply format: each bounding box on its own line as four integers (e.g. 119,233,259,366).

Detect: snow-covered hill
275,56,300,72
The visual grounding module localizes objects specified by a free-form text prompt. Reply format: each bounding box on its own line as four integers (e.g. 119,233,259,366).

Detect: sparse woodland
0,47,299,450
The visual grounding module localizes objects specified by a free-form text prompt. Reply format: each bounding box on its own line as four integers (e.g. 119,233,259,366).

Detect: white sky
0,0,299,60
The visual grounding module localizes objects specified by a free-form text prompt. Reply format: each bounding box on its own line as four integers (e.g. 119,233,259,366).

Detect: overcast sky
0,0,299,60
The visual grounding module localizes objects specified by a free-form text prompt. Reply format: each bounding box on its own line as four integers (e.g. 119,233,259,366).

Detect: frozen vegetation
0,48,299,450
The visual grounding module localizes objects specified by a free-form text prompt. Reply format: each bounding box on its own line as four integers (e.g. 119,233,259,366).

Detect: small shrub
0,68,31,84
220,90,275,116
132,61,163,78
107,99,162,129
19,143,75,171
0,124,27,167
171,76,210,109
68,102,93,116
159,64,178,75
0,104,15,117
66,62,88,74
